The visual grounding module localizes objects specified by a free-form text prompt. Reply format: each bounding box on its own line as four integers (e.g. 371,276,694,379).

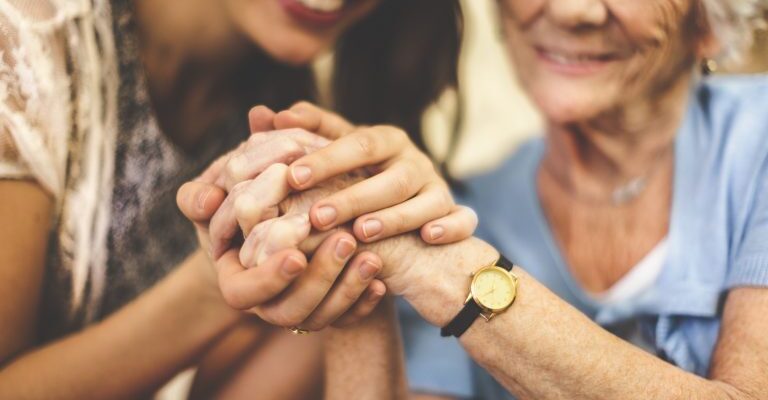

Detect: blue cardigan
400,75,768,398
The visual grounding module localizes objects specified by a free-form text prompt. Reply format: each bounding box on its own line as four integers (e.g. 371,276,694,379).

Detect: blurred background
421,0,768,178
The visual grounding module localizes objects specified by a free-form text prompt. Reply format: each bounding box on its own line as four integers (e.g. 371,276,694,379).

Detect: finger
248,105,277,133
218,248,308,310
301,252,382,331
274,101,355,139
286,126,409,190
255,232,357,327
308,159,428,230
177,181,227,223
222,135,306,192
220,130,331,191
233,164,295,236
239,213,312,268
209,164,292,259
351,182,454,242
331,280,387,328
420,205,479,245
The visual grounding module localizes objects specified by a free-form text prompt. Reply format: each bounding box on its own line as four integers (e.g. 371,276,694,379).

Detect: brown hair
237,0,463,160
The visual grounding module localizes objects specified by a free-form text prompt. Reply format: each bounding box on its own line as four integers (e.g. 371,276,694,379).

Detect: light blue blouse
400,75,768,398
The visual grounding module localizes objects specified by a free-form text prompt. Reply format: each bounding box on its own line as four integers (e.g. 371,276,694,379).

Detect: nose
546,0,608,29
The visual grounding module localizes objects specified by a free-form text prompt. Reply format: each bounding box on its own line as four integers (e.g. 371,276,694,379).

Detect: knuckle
340,283,362,303
274,135,301,150
392,168,415,199
246,133,267,148
418,153,437,172
336,192,363,218
387,209,410,234
224,158,245,183
383,125,406,140
434,186,454,214
352,132,378,158
263,162,289,178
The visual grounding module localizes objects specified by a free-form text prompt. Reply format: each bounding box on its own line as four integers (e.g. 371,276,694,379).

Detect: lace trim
0,0,119,322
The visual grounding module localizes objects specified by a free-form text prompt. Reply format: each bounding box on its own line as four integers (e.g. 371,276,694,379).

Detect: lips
278,0,347,28
535,46,622,76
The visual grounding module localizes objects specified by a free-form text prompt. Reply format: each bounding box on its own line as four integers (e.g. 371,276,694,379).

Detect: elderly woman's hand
228,168,392,330
178,109,385,329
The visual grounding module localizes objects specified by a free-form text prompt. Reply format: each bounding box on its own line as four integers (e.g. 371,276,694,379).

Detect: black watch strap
440,254,515,338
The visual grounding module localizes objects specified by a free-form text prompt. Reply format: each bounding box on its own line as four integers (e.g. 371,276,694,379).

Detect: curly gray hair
701,0,768,64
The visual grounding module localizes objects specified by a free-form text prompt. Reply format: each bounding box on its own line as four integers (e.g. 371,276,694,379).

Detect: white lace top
0,0,244,339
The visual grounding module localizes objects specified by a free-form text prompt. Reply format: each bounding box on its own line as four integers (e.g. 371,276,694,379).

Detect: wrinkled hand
228,169,386,330
178,107,384,329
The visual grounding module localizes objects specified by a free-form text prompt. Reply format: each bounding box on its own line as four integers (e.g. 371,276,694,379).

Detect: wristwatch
440,254,519,338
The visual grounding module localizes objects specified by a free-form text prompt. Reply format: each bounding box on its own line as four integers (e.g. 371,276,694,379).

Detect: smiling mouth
278,0,349,28
296,0,345,13
535,46,622,75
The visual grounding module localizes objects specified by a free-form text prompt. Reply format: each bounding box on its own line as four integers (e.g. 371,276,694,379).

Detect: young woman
0,0,472,398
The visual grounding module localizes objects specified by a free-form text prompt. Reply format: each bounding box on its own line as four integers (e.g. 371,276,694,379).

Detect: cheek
609,1,691,49
503,27,621,123
609,1,696,91
501,0,545,25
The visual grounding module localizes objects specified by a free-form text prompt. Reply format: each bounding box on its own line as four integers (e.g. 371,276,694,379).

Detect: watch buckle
480,312,496,322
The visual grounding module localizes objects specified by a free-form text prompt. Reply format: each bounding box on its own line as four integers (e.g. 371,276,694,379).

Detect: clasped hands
177,102,477,330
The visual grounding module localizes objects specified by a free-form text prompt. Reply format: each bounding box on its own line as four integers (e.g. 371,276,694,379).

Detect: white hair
701,0,768,64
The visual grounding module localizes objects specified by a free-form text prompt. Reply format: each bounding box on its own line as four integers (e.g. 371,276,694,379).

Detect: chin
527,81,613,125
259,35,327,66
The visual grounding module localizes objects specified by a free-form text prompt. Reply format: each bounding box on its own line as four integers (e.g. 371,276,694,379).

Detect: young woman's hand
178,107,384,330
230,102,479,245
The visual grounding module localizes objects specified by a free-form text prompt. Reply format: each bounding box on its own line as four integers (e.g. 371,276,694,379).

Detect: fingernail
335,238,355,261
358,260,380,281
316,206,337,226
361,219,383,239
291,165,312,186
429,225,445,241
197,188,212,211
281,256,304,278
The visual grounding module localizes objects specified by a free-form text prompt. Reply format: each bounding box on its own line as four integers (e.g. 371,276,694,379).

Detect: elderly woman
181,0,768,398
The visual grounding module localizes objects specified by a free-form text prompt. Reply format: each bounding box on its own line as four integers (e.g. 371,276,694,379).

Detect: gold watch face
470,266,517,312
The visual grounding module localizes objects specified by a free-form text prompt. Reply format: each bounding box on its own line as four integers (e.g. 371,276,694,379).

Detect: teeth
297,0,344,12
545,51,601,64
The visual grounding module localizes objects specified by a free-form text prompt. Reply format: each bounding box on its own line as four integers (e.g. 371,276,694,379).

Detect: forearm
324,297,408,400
0,250,241,400
400,238,743,400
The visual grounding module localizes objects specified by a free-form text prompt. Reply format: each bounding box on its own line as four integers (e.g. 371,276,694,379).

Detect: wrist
375,236,499,327
183,250,242,325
